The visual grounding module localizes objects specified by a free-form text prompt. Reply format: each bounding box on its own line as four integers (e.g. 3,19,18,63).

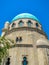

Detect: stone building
1,13,49,65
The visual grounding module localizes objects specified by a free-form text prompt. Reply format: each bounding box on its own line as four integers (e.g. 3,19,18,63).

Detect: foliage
0,37,10,64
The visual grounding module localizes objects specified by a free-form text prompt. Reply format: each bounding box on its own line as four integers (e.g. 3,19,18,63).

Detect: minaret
1,21,10,37
4,21,10,29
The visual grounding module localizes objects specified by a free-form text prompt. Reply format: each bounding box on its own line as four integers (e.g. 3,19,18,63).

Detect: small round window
18,20,24,27
27,20,32,27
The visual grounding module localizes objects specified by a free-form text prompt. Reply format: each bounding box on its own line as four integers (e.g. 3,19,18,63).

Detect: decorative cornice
10,44,33,48
36,45,49,48
10,44,49,48
3,27,48,39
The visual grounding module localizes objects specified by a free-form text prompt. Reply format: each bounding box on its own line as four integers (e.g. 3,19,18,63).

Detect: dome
12,13,40,23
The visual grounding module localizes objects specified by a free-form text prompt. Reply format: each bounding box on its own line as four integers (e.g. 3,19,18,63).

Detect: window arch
18,20,24,27
22,57,28,65
27,20,32,27
36,23,39,27
19,37,22,42
12,23,16,28
16,37,22,42
6,57,10,65
16,37,19,42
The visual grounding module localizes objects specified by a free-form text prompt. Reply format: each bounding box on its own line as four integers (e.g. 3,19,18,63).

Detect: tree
0,37,10,65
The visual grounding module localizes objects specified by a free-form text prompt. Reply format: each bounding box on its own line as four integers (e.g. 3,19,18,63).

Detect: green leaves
0,37,10,64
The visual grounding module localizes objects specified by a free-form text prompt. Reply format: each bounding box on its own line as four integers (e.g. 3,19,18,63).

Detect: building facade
2,13,49,65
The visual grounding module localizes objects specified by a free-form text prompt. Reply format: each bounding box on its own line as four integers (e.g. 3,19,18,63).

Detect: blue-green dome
12,13,40,23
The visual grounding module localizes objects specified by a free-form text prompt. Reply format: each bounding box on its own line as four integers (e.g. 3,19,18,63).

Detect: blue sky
0,0,49,39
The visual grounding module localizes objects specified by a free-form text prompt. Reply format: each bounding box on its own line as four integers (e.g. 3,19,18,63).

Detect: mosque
1,13,49,65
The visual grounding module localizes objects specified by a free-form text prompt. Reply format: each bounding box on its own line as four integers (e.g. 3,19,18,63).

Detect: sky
0,0,49,39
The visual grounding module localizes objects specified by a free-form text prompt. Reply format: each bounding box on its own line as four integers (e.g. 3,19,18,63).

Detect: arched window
16,37,19,42
16,37,22,42
27,20,32,27
12,23,16,28
6,57,10,65
22,57,28,65
36,23,39,27
19,37,22,42
18,20,24,27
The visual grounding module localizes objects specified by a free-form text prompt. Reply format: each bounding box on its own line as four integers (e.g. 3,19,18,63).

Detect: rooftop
12,13,40,23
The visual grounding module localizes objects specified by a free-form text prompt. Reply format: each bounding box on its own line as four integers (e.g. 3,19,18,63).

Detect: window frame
22,57,28,65
18,20,24,27
36,23,39,28
27,20,32,27
12,23,16,28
